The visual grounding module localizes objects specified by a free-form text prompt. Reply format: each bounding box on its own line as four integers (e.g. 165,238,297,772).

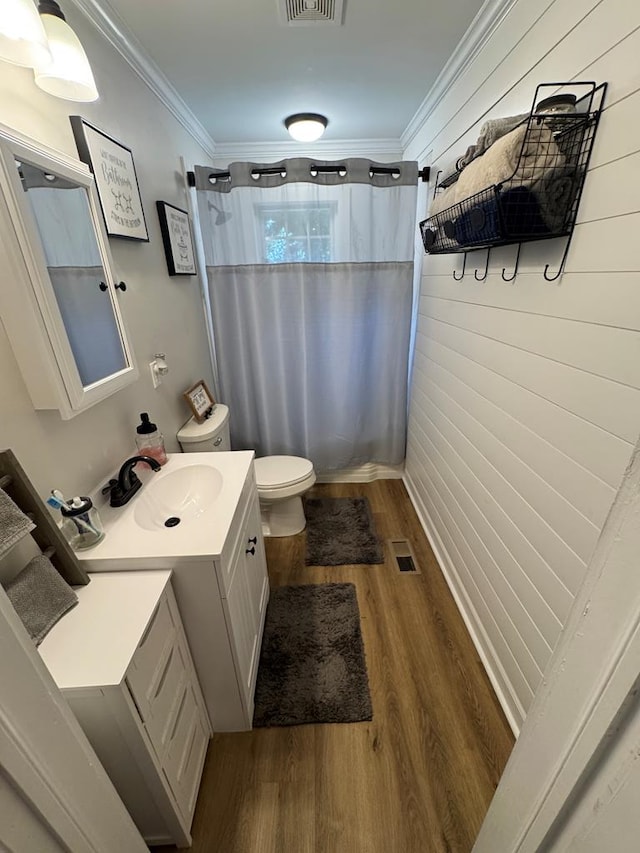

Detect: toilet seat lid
255,456,314,489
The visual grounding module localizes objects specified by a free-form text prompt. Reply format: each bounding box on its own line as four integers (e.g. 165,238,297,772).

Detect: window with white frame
257,202,335,263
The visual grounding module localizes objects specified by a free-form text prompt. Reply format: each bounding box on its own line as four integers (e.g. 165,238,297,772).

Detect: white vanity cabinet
39,571,211,849
80,452,270,732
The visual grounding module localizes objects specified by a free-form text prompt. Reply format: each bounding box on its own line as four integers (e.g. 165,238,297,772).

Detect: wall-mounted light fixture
0,0,98,101
0,0,51,67
34,0,98,102
284,113,328,142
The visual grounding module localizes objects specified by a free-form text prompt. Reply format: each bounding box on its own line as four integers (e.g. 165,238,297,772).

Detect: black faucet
103,455,162,507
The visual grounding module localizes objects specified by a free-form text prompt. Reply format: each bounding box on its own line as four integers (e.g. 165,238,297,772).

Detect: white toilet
177,404,316,537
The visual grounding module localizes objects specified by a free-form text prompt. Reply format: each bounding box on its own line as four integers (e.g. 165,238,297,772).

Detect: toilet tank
177,404,231,452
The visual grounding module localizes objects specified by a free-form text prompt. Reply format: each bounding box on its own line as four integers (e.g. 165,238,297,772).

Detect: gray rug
253,583,373,727
304,496,384,566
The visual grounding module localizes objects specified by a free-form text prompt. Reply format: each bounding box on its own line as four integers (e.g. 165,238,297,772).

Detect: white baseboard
404,472,523,738
316,463,405,483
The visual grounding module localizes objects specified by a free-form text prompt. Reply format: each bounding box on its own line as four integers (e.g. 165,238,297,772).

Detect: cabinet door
225,492,269,713
0,132,138,418
226,556,259,711
243,492,269,628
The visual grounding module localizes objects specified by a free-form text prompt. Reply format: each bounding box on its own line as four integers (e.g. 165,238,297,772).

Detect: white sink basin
133,464,224,531
78,452,255,563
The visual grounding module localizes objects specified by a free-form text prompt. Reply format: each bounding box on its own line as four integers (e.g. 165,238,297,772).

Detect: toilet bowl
254,455,316,537
177,407,315,537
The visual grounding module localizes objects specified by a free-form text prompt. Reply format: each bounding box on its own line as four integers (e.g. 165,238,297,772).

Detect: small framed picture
184,380,215,423
156,201,197,276
70,116,149,241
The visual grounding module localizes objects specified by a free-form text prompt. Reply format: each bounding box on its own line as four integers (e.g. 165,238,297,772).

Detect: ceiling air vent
280,0,345,26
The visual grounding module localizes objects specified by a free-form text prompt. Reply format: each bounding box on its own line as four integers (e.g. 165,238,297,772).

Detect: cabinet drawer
126,594,176,713
164,682,209,821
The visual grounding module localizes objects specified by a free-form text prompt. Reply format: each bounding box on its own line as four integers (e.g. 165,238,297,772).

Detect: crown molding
211,137,404,164
401,0,519,153
68,0,216,159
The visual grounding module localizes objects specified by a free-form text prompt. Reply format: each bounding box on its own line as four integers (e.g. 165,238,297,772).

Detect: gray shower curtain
195,157,418,471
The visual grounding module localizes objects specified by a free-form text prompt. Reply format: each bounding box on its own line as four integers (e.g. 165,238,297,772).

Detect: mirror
17,160,128,387
0,126,138,418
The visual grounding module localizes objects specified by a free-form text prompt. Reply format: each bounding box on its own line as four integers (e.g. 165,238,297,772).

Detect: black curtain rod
187,165,430,186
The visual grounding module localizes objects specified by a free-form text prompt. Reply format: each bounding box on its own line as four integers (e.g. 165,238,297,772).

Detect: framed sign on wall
70,116,149,241
156,201,197,275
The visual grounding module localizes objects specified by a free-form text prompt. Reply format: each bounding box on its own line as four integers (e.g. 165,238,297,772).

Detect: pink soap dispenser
135,412,168,466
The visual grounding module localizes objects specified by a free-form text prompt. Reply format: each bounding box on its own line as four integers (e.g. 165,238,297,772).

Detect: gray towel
459,112,530,168
5,554,78,645
0,487,36,559
531,165,579,232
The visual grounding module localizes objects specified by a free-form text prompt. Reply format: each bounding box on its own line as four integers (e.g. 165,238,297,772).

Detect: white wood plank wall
402,0,640,732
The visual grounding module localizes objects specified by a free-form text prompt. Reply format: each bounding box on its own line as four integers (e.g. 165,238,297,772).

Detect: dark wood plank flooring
157,480,514,852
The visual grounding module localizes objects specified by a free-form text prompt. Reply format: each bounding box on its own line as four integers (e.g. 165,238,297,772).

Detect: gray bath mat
304,496,384,566
253,583,373,727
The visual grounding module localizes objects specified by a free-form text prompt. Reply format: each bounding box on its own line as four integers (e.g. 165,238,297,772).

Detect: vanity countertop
77,451,254,567
39,570,172,689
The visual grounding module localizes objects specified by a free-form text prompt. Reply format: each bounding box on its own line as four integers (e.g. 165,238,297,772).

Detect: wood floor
158,480,514,853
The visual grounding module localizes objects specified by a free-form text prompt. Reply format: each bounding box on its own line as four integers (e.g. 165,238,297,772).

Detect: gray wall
0,5,215,500
403,0,640,732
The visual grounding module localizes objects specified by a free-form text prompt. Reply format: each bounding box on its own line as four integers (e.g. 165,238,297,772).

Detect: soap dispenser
135,412,168,465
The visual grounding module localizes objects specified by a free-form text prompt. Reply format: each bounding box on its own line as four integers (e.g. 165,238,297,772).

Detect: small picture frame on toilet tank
183,380,215,423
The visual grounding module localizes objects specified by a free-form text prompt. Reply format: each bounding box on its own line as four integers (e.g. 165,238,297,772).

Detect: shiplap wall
403,0,640,733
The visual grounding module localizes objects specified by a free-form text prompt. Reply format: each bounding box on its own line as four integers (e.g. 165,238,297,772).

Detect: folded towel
459,112,529,168
429,122,565,221
5,554,78,645
453,122,565,205
0,487,36,559
429,181,458,217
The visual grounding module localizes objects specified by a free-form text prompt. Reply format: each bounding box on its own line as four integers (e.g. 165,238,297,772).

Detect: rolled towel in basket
530,165,579,233
0,487,36,559
5,553,78,645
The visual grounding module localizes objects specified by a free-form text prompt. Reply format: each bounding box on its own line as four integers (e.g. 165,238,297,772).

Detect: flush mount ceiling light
284,113,328,142
0,0,51,67
34,0,98,102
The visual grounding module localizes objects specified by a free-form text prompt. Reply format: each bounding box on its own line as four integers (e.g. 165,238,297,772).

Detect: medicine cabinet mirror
0,125,138,419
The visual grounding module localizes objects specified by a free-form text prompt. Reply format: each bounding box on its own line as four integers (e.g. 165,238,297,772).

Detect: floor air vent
388,539,420,574
280,0,345,26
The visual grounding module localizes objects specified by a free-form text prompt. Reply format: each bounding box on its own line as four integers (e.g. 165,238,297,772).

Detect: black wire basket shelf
419,82,607,257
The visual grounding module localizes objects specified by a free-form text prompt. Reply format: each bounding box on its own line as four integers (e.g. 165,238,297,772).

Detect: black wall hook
453,253,467,281
502,244,522,282
433,170,443,199
544,237,573,282
474,249,490,281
